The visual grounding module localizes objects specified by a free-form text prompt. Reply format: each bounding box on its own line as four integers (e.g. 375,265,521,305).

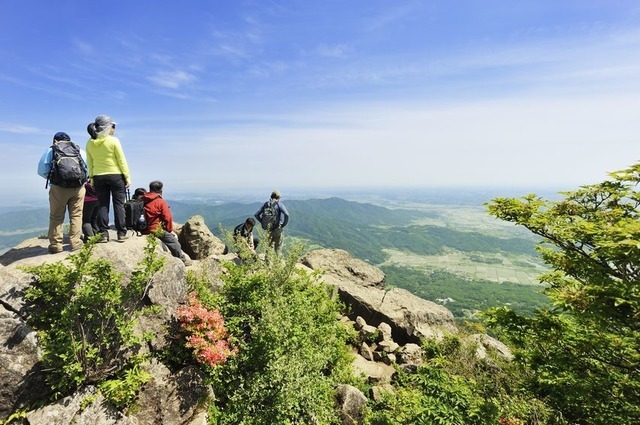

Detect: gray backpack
260,200,278,230
47,141,87,188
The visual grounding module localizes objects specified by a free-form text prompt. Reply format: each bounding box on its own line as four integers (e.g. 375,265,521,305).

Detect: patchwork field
381,247,547,286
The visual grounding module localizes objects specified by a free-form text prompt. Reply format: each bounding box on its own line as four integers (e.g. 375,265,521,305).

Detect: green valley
1,195,549,316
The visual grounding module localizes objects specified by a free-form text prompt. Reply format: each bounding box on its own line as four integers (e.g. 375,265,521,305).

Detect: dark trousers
93,174,127,237
82,200,99,240
158,231,185,259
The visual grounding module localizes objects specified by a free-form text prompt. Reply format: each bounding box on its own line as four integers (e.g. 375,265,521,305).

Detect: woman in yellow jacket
86,115,131,242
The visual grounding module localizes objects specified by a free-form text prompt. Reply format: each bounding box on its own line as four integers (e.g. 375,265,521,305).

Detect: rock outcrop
302,249,458,344
0,220,494,425
178,215,226,260
0,232,197,423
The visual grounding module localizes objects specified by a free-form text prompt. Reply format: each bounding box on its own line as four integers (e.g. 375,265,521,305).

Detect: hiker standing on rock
37,132,88,253
86,115,131,243
255,190,289,255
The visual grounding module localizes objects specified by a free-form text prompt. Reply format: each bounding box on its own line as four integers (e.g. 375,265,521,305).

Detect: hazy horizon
2,184,566,212
2,1,638,205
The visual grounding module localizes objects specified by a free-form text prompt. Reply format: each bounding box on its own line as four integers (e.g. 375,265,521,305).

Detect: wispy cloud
147,70,196,89
362,1,424,32
72,39,94,55
313,43,351,58
0,123,40,134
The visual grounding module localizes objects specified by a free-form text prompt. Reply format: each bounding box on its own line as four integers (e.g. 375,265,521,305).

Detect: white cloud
0,123,40,134
72,39,94,55
147,70,196,89
314,43,350,58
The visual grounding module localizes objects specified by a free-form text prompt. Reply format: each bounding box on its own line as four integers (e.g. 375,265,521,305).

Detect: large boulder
301,249,385,288
302,249,457,344
335,384,368,425
25,386,135,425
0,265,32,316
351,352,396,384
178,215,226,260
0,305,47,422
131,360,210,425
0,234,191,420
465,333,514,361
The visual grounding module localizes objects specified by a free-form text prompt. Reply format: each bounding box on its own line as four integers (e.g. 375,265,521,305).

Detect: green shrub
98,362,152,410
22,236,164,400
197,244,354,424
485,162,640,423
366,330,552,425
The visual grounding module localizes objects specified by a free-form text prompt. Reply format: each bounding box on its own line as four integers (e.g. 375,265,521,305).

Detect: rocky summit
0,216,510,425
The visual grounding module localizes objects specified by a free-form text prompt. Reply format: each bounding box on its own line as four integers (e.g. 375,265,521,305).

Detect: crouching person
141,180,192,265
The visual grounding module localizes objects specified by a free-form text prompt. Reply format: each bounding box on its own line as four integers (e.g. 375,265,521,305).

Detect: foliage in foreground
22,236,164,403
365,327,553,425
485,162,640,424
187,245,355,425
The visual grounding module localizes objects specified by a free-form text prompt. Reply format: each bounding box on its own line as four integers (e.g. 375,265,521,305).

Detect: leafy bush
485,162,640,424
366,331,552,425
22,236,164,401
98,363,152,410
193,244,354,424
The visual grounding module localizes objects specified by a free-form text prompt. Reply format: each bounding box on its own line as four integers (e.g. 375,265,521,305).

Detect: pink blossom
177,292,235,368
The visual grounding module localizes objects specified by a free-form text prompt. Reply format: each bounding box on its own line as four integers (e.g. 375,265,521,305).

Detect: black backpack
47,141,88,188
260,200,278,230
124,192,148,235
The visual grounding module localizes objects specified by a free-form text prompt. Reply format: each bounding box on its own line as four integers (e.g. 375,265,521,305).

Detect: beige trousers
48,184,86,251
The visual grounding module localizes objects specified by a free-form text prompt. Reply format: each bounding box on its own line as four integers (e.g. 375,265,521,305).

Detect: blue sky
2,0,640,206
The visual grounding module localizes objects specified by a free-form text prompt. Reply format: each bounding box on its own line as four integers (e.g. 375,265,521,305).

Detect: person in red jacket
141,180,192,265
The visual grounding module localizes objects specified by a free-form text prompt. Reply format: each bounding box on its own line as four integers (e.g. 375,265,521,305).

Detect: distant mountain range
0,197,547,316
169,197,537,264
0,196,537,263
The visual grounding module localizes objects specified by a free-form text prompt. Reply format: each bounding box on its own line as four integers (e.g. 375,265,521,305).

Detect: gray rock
131,360,211,425
354,316,367,330
177,215,226,260
0,305,46,421
146,256,189,318
25,386,134,425
0,266,31,316
302,249,457,344
370,384,395,402
466,333,514,360
359,342,374,361
377,340,399,353
301,249,385,288
377,322,393,341
335,384,367,425
352,352,395,384
360,324,378,341
396,343,424,365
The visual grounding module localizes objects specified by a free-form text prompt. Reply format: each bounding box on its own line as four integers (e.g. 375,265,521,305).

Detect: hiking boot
116,235,129,243
70,245,83,252
99,233,109,243
48,246,63,254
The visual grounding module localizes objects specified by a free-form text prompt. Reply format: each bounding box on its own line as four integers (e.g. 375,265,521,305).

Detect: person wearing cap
254,190,289,255
37,132,88,253
86,115,131,243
